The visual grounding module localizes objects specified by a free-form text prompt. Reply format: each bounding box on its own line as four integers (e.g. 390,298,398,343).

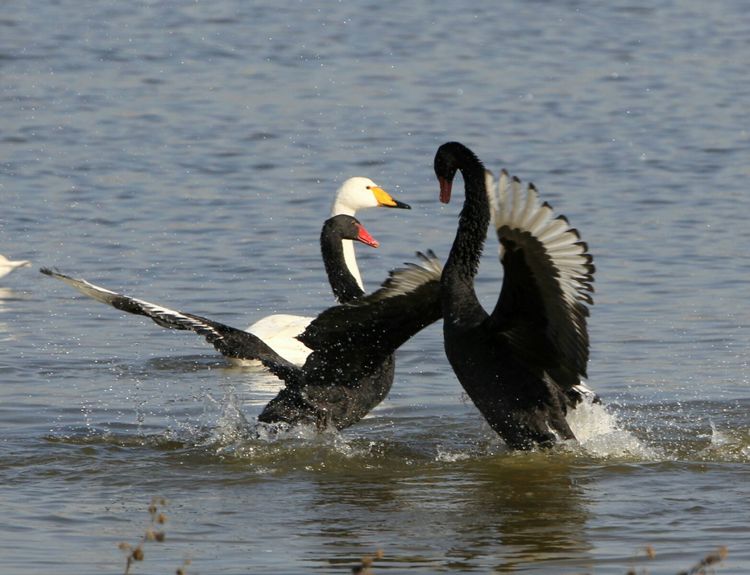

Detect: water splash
200,389,253,449
695,419,750,462
566,398,658,459
709,419,730,447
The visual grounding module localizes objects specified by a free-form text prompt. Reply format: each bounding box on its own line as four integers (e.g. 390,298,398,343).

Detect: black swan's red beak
438,176,453,204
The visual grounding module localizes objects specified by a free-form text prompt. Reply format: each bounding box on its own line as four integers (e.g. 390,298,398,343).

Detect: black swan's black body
434,142,595,449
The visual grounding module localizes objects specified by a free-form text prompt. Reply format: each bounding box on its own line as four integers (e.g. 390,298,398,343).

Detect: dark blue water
2,1,749,573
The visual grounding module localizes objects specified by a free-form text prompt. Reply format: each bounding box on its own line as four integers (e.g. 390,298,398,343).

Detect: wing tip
491,168,596,311
40,266,62,279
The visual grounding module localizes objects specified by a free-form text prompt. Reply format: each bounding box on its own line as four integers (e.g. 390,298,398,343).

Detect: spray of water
566,398,659,459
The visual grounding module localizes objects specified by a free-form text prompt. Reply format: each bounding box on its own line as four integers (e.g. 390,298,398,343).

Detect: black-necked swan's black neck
330,204,365,294
320,218,368,304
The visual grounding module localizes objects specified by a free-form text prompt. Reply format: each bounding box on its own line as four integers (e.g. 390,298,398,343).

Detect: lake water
2,1,749,573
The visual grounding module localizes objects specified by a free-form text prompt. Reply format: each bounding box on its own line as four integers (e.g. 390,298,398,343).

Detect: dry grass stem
677,546,729,575
351,549,384,574
121,497,169,575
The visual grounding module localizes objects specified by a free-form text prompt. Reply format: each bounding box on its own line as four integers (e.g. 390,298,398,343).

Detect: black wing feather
40,267,294,369
487,177,594,390
297,251,443,386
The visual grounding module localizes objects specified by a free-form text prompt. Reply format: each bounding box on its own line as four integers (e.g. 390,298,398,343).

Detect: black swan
41,215,381,365
434,141,595,449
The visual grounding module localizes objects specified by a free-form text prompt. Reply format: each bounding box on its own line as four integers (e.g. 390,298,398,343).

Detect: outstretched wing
487,171,594,389
39,268,294,369
297,251,443,385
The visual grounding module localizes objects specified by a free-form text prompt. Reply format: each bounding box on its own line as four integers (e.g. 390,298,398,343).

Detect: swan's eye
366,186,371,189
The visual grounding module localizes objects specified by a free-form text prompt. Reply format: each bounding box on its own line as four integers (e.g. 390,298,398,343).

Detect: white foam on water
435,446,473,462
189,389,254,450
203,392,374,460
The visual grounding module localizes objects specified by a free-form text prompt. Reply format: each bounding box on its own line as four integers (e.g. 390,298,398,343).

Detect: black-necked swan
434,141,596,449
0,254,31,279
40,214,381,366
108,247,442,431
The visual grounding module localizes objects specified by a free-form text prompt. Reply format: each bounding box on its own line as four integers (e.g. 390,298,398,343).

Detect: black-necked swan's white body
0,254,31,279
42,178,409,367
434,142,596,450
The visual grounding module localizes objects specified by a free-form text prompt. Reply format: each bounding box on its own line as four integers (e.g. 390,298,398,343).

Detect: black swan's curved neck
439,143,490,315
321,226,366,304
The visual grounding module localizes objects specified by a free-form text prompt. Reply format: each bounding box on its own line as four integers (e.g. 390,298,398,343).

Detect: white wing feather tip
41,267,228,341
489,171,595,308
373,250,442,300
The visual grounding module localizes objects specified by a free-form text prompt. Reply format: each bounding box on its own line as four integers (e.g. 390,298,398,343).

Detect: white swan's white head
328,177,409,293
330,177,410,217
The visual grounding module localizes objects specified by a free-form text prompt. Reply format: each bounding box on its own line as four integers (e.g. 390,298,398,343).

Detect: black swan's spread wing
39,268,296,371
486,171,594,389
297,251,443,386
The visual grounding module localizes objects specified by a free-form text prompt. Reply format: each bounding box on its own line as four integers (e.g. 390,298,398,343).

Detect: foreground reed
676,546,729,575
115,500,728,574
119,497,190,575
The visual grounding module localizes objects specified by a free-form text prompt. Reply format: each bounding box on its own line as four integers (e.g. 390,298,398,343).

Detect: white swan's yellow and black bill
371,186,411,210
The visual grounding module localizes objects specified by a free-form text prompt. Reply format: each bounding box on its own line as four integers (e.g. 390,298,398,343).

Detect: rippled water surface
2,1,749,573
